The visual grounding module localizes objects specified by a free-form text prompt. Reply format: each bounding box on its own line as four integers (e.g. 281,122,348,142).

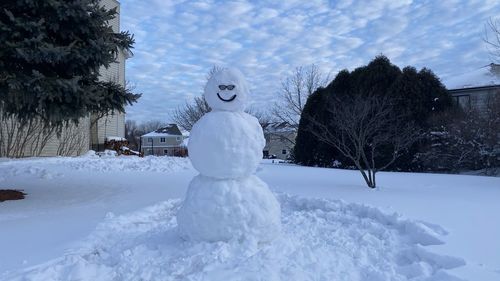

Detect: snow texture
105,136,126,141
180,67,281,244
204,67,249,112
0,154,190,179
2,195,464,281
188,111,265,179
177,175,281,243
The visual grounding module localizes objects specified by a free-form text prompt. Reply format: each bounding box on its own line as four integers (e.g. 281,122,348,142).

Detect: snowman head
204,67,249,112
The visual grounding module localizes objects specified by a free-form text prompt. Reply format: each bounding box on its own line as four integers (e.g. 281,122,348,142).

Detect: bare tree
485,18,500,62
0,115,56,157
140,120,168,133
306,94,419,188
272,64,330,144
171,96,211,131
420,91,500,174
125,119,139,150
170,66,224,131
57,121,87,156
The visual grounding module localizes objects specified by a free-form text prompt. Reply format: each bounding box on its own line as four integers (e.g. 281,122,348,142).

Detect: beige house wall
264,131,296,160
91,0,127,150
0,116,90,157
38,117,90,157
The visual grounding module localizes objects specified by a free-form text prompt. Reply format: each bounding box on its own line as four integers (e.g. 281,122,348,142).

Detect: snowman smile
217,93,237,102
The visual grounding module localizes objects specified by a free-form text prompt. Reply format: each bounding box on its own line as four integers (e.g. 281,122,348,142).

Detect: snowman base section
177,174,281,243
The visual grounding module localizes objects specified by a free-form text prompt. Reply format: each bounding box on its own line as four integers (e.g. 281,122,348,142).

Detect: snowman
177,67,281,243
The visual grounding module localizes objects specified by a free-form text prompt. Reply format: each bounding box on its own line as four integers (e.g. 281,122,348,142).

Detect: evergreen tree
294,87,335,167
0,0,140,129
294,55,453,171
390,67,452,128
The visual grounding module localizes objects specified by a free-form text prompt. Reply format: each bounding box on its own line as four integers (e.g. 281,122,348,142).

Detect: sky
119,0,500,123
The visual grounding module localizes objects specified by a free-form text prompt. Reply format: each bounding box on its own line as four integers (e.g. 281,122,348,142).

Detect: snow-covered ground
0,155,499,280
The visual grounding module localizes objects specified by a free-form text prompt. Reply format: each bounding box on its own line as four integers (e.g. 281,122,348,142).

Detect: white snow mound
177,174,281,243
188,111,265,179
3,194,465,281
0,155,190,179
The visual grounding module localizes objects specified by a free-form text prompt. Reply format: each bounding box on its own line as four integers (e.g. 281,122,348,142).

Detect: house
262,122,296,160
0,0,129,158
445,63,500,112
140,124,188,157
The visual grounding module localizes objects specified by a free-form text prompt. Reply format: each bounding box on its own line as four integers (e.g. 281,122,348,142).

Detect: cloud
119,0,500,123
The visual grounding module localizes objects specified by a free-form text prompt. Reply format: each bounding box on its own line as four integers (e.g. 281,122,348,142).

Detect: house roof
105,136,126,141
262,122,296,133
444,63,500,90
142,124,182,137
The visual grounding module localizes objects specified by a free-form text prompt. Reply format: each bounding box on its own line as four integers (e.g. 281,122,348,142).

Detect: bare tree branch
484,17,500,63
305,94,419,188
272,64,330,145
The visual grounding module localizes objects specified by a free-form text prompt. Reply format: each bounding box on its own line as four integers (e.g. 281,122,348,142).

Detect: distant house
262,122,296,160
445,63,500,112
140,124,187,157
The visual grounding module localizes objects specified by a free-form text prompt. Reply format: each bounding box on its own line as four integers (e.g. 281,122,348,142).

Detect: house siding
263,131,296,160
449,87,500,113
0,116,90,157
91,0,127,151
140,136,185,156
39,117,91,156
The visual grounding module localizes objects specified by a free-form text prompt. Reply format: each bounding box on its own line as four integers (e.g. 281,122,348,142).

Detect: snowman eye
218,85,236,90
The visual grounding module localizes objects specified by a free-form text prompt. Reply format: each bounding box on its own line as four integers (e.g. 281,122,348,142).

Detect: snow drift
2,194,465,281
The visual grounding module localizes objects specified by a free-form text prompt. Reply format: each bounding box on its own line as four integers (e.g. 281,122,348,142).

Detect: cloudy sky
119,0,500,123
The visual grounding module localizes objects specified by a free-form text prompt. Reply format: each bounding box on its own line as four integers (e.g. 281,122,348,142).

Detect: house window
147,138,153,142
282,149,287,154
160,137,166,143
453,95,471,108
164,149,168,154
176,136,181,141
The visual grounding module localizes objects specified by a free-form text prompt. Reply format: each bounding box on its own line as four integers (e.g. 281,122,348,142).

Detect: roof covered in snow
105,136,126,141
142,124,182,137
444,63,500,90
262,122,296,133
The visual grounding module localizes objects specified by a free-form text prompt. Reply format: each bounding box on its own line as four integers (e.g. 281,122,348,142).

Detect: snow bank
3,194,464,281
0,155,191,179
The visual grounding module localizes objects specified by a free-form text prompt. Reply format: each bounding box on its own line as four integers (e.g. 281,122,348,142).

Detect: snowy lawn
0,155,499,280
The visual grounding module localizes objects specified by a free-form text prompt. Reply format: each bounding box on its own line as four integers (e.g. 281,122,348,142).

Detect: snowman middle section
177,111,282,243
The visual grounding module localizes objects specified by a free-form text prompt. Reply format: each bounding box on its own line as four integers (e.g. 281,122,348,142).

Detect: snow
105,136,126,142
182,68,280,243
1,194,466,281
142,132,173,137
181,137,189,147
204,67,249,112
1,156,500,280
444,64,500,89
188,111,265,179
178,174,281,243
